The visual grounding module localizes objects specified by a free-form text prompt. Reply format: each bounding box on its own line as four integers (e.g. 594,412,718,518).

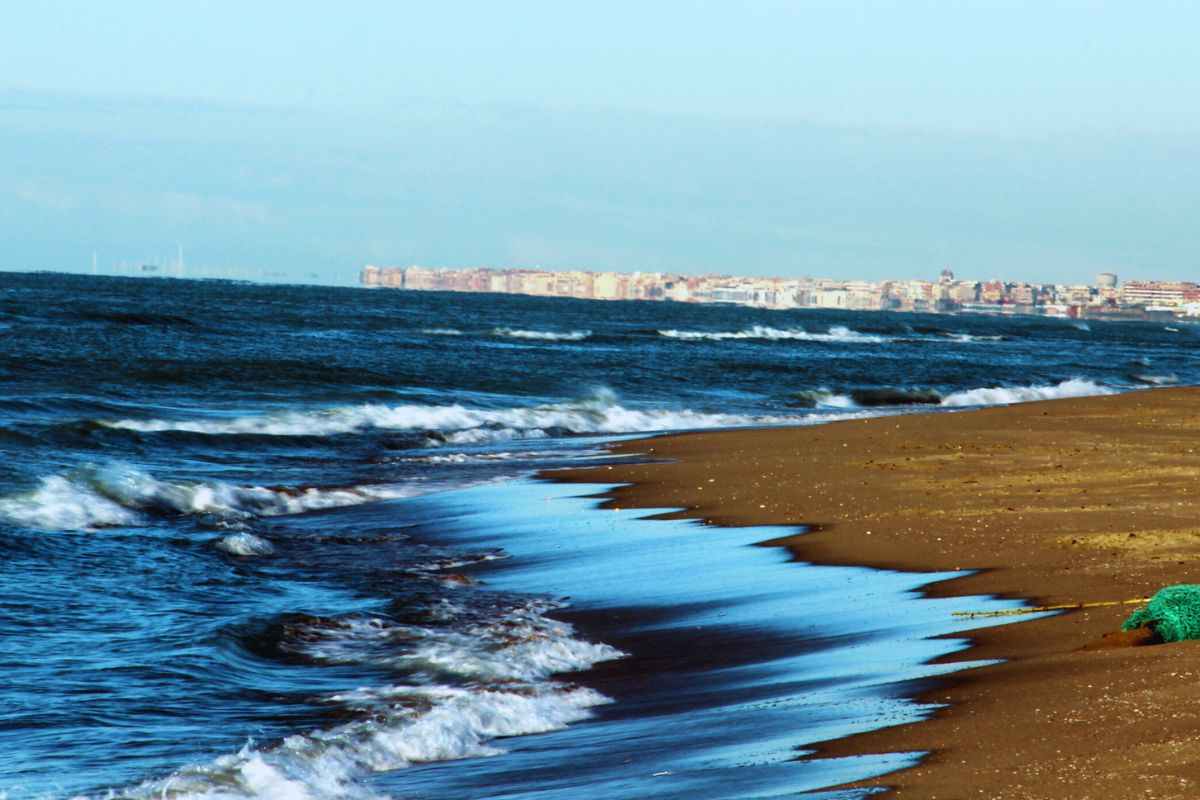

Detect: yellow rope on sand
952,597,1150,619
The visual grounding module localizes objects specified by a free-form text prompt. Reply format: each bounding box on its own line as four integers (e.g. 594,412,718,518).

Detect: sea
1,271,1195,799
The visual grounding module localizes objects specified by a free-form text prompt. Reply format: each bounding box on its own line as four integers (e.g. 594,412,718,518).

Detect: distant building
356,263,1200,320
1121,281,1200,308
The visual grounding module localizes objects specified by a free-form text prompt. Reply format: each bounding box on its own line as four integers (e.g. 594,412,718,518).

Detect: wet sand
558,387,1200,799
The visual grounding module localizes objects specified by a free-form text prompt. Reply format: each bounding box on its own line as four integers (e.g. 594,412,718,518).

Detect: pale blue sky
2,2,1198,284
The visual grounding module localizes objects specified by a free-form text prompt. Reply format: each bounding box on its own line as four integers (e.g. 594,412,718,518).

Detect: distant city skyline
362,264,1200,320
3,4,1200,285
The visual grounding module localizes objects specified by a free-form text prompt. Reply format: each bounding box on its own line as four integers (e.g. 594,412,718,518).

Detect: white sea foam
397,450,563,465
658,325,886,343
943,333,1005,343
296,601,623,682
216,532,276,556
420,328,465,336
104,389,803,442
786,389,857,409
116,685,610,800
0,464,413,531
815,391,856,409
0,474,143,531
940,378,1113,408
491,327,591,341
1131,373,1178,386
106,601,622,800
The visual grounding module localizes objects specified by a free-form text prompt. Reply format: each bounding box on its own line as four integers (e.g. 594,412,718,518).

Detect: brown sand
557,387,1200,799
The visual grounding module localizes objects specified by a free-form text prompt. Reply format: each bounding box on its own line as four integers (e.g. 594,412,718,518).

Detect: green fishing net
1121,584,1200,643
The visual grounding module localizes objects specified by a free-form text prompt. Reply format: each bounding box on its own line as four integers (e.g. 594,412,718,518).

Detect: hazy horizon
3,2,1198,286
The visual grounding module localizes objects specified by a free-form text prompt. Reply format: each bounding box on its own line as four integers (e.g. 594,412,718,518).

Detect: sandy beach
560,387,1200,799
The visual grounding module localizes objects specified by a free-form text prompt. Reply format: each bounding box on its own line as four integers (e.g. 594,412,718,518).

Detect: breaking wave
941,333,1006,343
420,328,465,336
658,325,885,343
104,600,622,800
783,389,856,409
851,388,943,407
216,532,276,556
102,389,803,442
1130,373,1178,386
394,450,566,465
792,380,1117,411
0,464,412,531
491,327,591,341
940,378,1113,407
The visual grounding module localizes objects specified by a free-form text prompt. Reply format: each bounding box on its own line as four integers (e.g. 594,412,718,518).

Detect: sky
2,1,1198,285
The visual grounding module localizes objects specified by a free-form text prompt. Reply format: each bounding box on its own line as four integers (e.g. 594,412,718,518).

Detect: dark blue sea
1,272,1195,799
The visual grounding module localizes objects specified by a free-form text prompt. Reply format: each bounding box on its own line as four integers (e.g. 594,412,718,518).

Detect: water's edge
369,478,1033,799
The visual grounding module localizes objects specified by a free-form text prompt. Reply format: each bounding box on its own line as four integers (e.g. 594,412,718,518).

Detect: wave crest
492,327,591,341
940,378,1113,407
658,325,885,343
0,464,410,531
109,601,622,800
103,389,804,442
1130,373,1178,386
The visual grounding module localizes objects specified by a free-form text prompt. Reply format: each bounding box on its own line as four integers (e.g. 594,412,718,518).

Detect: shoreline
554,387,1200,798
393,479,1012,798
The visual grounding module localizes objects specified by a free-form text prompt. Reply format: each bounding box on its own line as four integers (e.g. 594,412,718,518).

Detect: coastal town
361,264,1200,320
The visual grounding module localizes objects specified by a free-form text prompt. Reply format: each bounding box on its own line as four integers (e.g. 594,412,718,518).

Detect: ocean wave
106,601,622,800
1130,373,1178,386
851,388,943,407
395,450,566,465
94,382,1124,451
113,686,608,800
491,327,591,341
103,389,803,442
0,464,412,531
216,532,276,556
75,310,198,327
291,599,620,681
940,378,1113,407
420,328,465,336
941,333,1006,343
658,325,885,343
790,381,1113,411
783,389,856,409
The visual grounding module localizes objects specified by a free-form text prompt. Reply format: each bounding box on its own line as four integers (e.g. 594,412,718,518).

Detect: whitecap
491,327,591,341
115,686,610,799
0,464,415,532
657,325,886,343
216,533,276,556
103,389,808,442
0,474,142,531
1131,373,1178,386
943,333,1005,343
294,600,623,682
940,378,1113,408
105,601,623,800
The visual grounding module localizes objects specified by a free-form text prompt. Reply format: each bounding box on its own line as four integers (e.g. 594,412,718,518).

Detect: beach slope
560,388,1200,799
